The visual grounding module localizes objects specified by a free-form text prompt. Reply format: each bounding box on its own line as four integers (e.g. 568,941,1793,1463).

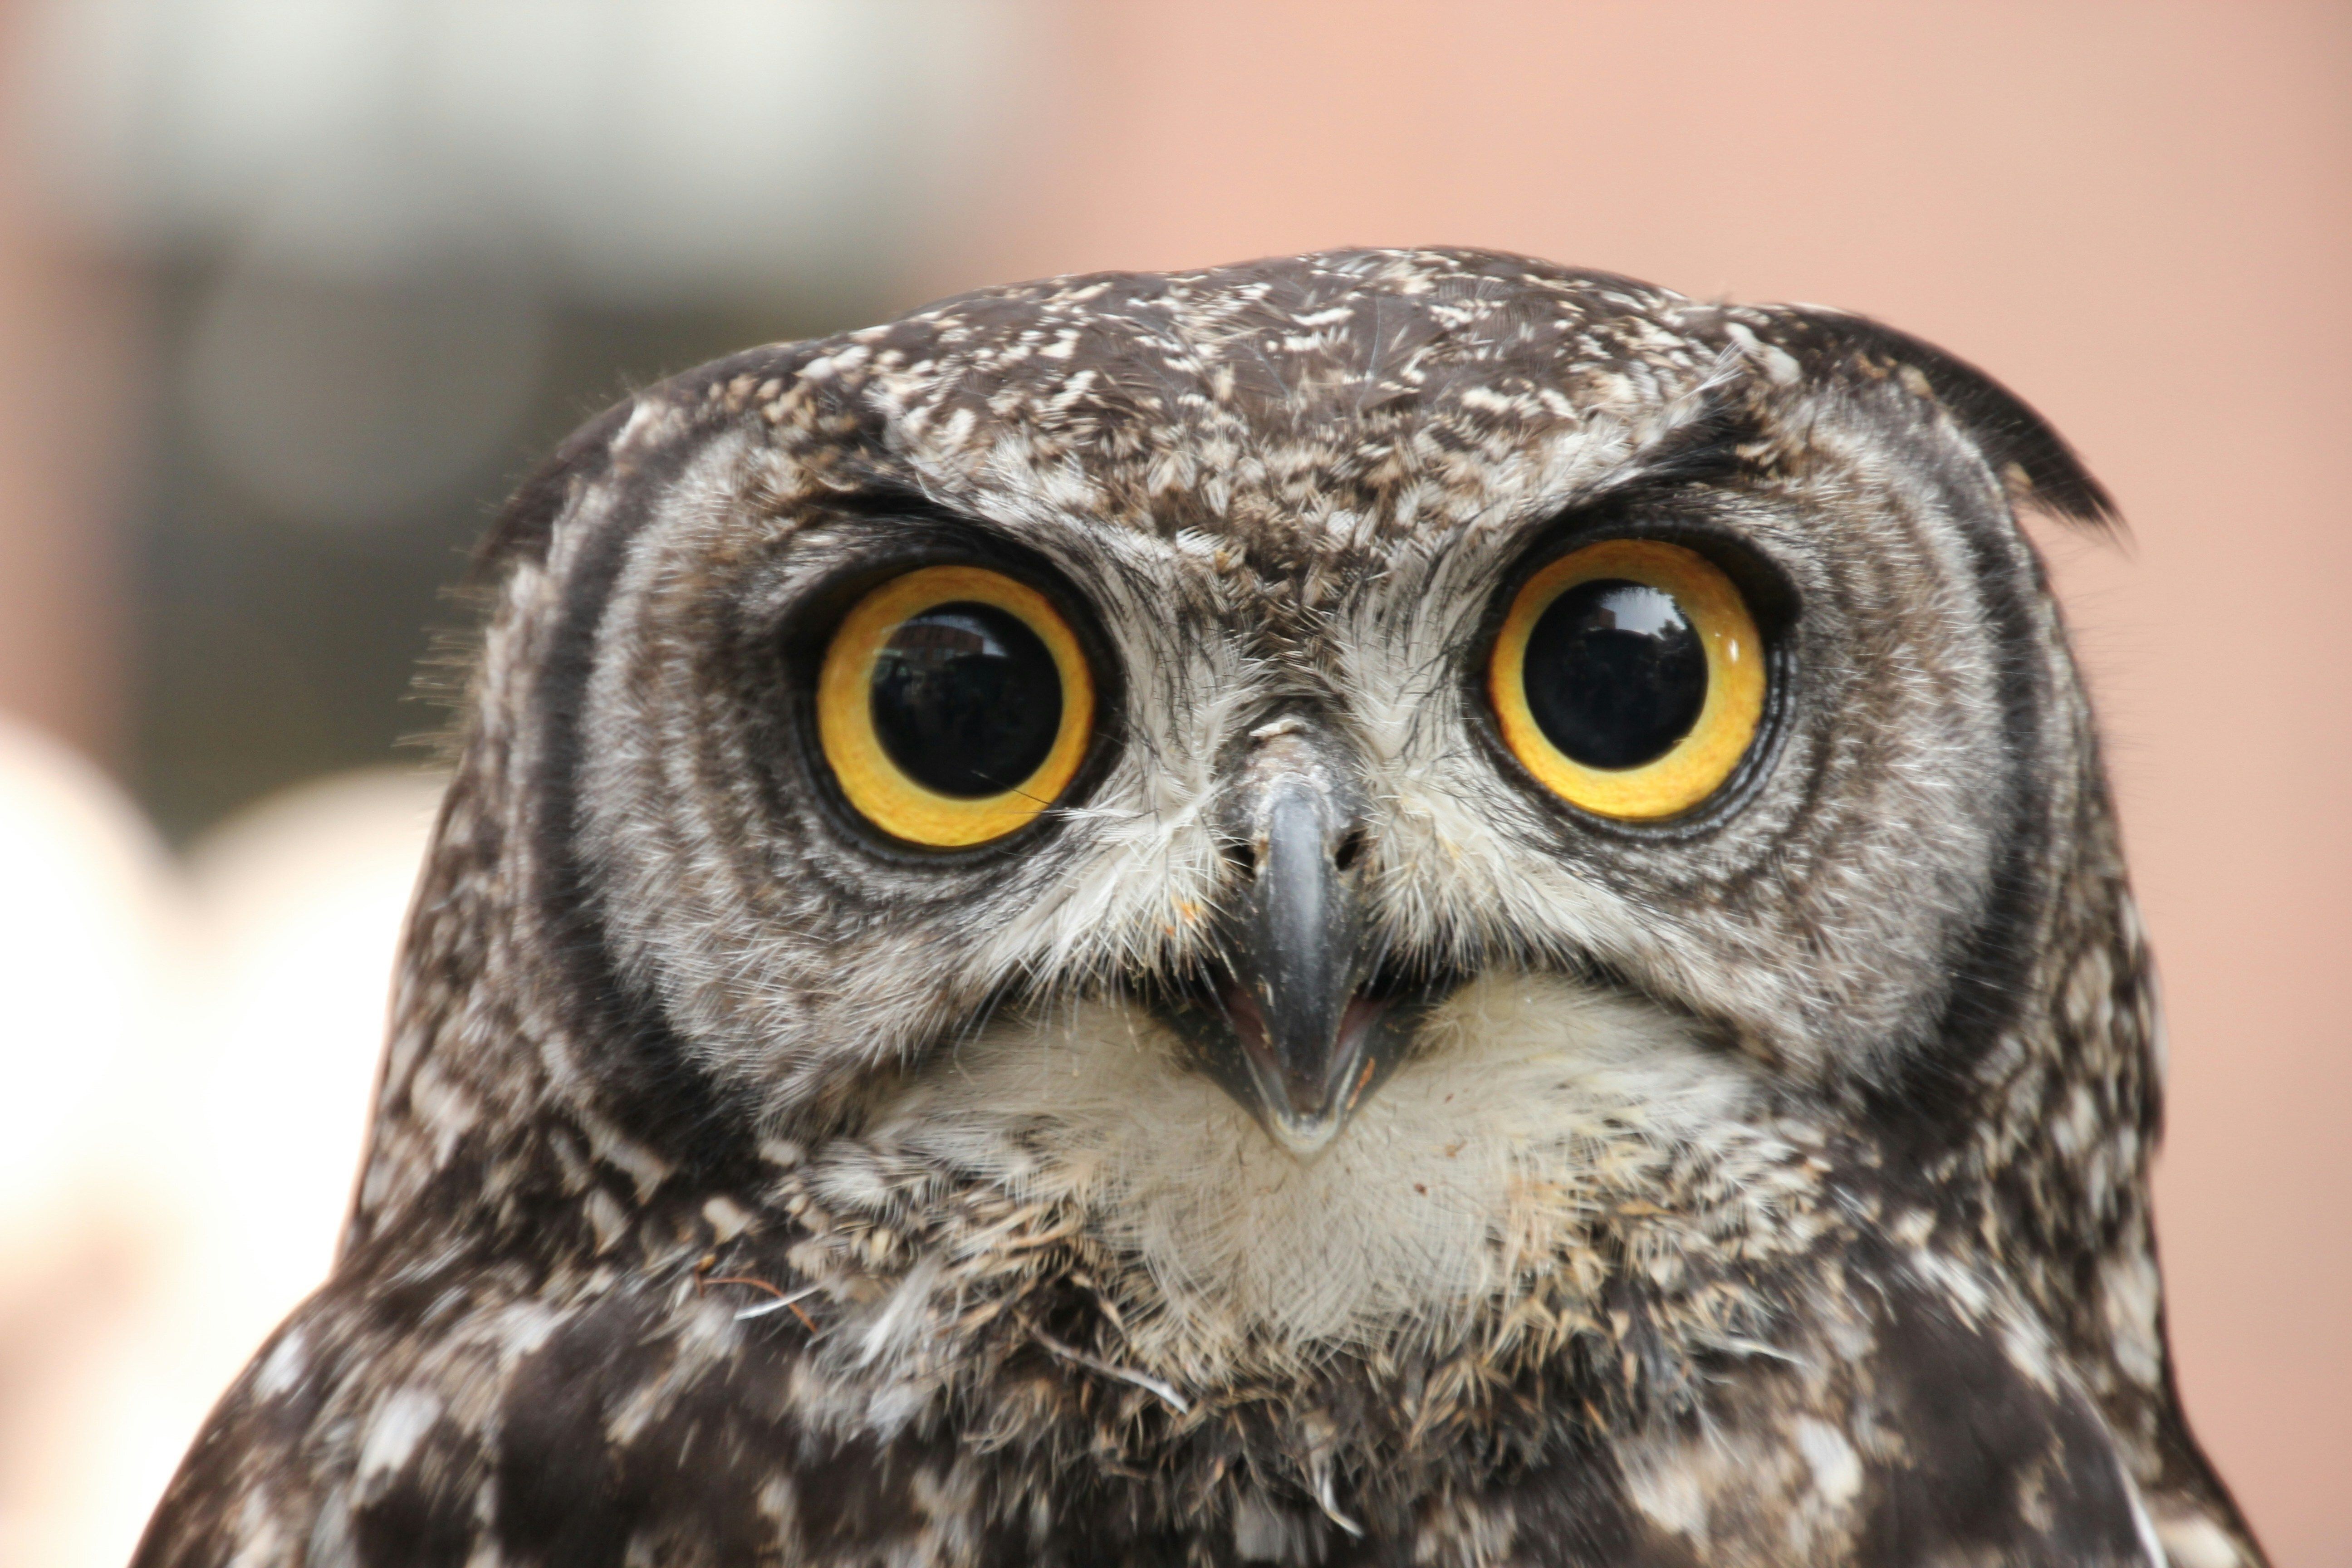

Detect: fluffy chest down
849,973,1803,1376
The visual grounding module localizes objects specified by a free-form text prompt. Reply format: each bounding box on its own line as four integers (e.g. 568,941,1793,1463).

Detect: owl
133,250,2263,1567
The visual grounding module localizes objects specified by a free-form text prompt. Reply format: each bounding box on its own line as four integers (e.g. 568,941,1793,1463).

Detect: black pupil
1523,579,1707,770
870,602,1063,798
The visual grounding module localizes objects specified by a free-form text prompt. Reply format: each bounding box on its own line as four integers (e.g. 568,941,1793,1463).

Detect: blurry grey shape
181,168,547,526
19,0,1015,306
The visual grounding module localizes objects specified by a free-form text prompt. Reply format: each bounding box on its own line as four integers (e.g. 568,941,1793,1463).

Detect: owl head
359,249,2141,1350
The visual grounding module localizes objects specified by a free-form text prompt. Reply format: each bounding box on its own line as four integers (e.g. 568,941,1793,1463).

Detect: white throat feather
839,972,1805,1382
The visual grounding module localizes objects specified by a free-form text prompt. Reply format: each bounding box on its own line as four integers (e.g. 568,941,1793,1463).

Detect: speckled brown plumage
135,250,2260,1567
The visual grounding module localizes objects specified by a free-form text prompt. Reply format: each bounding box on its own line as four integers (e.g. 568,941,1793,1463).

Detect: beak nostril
1333,830,1366,873
1220,835,1260,882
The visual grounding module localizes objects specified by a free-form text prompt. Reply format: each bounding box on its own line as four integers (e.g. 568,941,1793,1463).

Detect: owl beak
1221,782,1372,1154
1200,770,1420,1159
1150,722,1426,1157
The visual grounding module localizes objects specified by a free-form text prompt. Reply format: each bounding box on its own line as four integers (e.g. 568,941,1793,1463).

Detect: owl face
558,253,2101,1172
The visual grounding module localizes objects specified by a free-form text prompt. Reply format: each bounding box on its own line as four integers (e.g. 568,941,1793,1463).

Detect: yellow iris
1488,539,1765,820
816,565,1094,847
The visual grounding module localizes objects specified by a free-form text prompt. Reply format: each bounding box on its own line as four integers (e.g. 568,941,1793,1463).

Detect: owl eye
816,564,1094,847
1488,539,1766,820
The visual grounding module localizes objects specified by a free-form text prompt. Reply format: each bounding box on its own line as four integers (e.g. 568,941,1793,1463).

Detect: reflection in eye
871,604,1065,799
1522,580,1707,771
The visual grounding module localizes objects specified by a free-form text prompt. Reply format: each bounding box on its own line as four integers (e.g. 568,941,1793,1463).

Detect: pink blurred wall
929,5,2351,1561
0,0,132,762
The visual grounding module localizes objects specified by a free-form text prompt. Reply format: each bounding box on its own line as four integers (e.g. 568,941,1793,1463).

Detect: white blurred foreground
0,721,440,1568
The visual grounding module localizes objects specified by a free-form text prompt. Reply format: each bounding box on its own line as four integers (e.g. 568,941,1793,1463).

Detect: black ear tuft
1773,309,2122,533
471,397,633,578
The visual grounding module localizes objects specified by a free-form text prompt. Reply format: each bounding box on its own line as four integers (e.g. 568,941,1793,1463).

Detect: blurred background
0,2,2341,1563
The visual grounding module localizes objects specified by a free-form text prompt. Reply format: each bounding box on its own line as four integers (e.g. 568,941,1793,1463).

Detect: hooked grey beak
1161,722,1429,1157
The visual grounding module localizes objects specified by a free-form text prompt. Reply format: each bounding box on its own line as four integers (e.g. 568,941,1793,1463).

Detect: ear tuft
471,397,632,578
1768,309,2122,534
